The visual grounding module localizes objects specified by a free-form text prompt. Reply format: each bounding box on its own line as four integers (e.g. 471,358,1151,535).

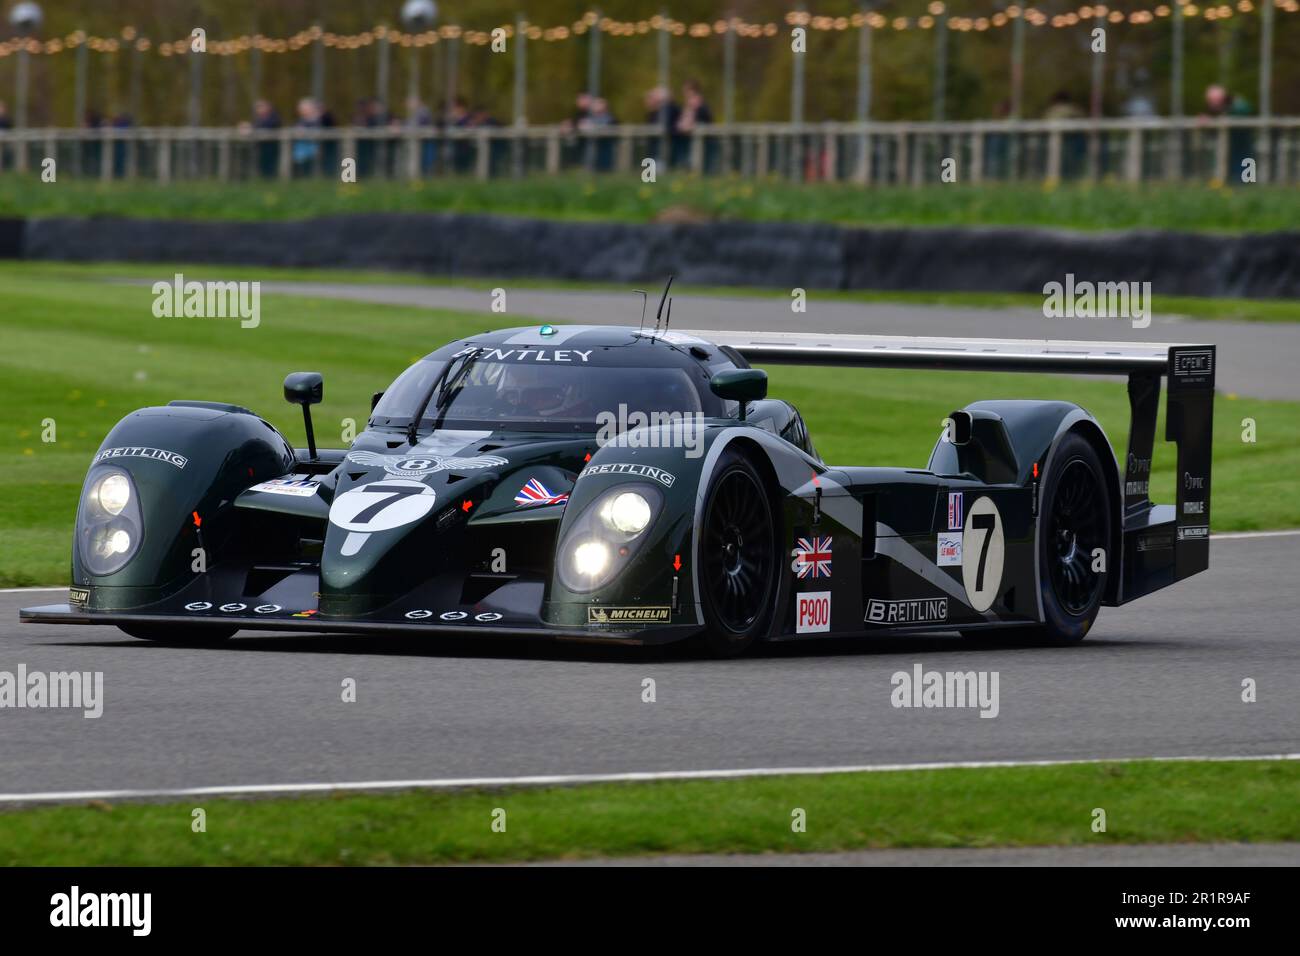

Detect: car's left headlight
77,466,144,576
558,483,663,593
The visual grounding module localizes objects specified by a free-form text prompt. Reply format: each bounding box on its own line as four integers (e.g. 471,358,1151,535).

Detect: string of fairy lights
0,2,1294,58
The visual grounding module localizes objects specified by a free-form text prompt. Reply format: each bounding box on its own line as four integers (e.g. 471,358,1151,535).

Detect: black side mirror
283,372,323,459
710,369,768,421
947,409,973,446
284,372,323,406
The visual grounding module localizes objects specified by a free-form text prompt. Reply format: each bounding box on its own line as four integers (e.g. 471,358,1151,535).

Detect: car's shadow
51,629,1163,664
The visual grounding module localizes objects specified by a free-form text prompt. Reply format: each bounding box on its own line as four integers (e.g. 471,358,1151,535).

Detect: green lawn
0,759,1294,866
1,265,1295,586
11,260,1300,323
3,175,1297,233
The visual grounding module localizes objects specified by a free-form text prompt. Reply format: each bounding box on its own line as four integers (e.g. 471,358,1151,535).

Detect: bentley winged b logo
344,451,509,478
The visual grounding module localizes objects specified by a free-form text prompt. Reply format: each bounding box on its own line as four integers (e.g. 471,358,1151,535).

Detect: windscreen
371,358,718,432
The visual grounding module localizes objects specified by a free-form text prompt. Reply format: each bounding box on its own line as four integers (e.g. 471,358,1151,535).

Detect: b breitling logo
344,451,509,478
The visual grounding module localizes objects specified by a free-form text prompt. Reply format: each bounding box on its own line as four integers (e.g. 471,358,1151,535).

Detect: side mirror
710,368,768,421
283,372,323,459
284,372,323,406
947,409,973,446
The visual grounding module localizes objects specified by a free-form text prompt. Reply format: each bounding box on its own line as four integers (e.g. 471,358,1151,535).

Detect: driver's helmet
496,363,583,416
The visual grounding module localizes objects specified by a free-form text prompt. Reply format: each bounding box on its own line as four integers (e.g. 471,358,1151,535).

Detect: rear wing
683,330,1215,600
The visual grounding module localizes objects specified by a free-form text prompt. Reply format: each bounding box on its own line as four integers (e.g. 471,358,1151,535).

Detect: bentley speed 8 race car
22,321,1216,657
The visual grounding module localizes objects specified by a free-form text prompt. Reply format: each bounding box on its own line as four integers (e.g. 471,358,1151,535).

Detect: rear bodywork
21,327,1214,645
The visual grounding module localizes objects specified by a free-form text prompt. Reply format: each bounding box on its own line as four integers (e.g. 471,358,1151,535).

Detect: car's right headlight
77,466,144,576
557,483,663,593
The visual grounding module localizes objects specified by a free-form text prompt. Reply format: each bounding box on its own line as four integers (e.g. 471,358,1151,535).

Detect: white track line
1212,530,1300,540
3,531,1295,598
1,753,1295,806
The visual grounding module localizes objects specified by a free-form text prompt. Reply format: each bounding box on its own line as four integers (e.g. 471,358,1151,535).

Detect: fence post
159,131,172,184
895,129,907,185
1046,126,1063,183
1214,124,1228,183
218,132,231,182
546,129,560,174
101,131,113,183
970,129,984,184
475,129,490,180
278,128,291,181
1125,126,1142,183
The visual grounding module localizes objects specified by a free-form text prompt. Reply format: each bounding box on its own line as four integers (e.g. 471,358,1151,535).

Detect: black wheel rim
1048,458,1107,615
703,468,772,634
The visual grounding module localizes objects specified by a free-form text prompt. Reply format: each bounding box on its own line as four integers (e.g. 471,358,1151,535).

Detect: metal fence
2,117,1298,185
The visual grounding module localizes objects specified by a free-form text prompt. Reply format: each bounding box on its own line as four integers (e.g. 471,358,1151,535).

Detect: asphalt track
2,533,1296,798
253,282,1300,400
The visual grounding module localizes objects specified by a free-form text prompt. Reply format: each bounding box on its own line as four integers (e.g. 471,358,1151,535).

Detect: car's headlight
77,466,144,576
557,482,663,593
600,491,651,535
571,540,611,579
94,473,131,516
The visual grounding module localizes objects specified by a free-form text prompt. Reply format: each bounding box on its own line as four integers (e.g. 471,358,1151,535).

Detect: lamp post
9,2,43,129
401,0,437,109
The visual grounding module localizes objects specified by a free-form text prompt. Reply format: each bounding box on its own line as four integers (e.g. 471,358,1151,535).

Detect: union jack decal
791,536,833,579
514,478,569,507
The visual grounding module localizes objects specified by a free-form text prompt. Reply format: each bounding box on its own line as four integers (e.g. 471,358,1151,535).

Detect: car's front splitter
18,604,699,645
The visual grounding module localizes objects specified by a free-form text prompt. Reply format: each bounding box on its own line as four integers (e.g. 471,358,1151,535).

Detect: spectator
1043,90,1084,121
291,97,323,177
1043,91,1085,178
677,80,714,169
1201,84,1254,181
1121,69,1157,119
562,92,592,134
110,109,133,178
447,96,472,127
585,97,618,170
586,97,616,128
644,86,682,166
244,99,282,178
406,96,436,173
446,97,473,172
676,80,713,133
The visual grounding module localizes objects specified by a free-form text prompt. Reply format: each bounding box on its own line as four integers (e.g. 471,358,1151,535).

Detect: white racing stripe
0,753,1295,805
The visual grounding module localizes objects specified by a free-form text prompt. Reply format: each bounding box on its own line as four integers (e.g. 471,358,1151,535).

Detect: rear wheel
118,623,237,646
1036,431,1111,643
961,431,1111,645
697,450,778,657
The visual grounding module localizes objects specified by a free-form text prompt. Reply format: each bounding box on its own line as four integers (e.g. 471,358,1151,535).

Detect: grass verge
3,175,1298,234
0,759,1295,865
2,265,1296,586
8,260,1300,323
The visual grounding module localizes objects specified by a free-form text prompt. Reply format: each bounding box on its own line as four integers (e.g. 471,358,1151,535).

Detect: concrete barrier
14,214,1300,300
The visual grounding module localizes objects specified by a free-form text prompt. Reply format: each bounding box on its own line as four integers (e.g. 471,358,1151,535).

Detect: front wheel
696,449,778,657
118,623,237,646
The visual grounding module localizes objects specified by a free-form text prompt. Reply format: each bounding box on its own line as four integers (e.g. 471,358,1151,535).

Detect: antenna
634,290,648,332
664,297,673,332
653,275,675,332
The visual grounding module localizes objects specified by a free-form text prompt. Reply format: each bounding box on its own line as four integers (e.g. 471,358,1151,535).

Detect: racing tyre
118,623,238,646
1035,431,1112,643
697,449,779,657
